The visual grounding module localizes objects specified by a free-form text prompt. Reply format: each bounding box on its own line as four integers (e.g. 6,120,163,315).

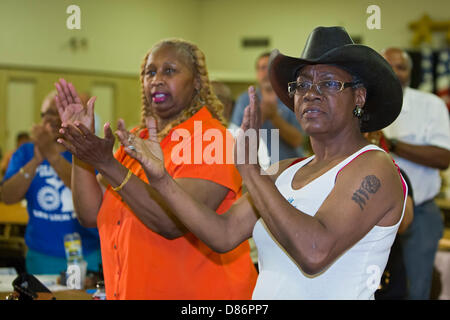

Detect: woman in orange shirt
54,39,257,300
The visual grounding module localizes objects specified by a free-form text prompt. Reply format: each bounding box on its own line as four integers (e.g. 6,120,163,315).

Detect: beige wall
0,0,202,74
199,0,450,82
0,67,141,152
2,0,449,80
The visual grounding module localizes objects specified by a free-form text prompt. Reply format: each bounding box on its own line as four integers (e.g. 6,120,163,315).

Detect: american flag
436,49,450,112
418,46,434,93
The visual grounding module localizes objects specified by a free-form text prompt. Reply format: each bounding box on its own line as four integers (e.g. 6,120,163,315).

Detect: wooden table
0,289,93,300
0,202,28,225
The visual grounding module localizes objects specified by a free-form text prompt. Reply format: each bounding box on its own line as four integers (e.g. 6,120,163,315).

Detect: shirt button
117,220,121,225
114,244,117,249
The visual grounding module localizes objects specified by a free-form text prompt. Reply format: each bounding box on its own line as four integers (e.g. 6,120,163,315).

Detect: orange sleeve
165,123,242,196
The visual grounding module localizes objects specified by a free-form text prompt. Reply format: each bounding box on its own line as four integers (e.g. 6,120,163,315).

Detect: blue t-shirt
230,89,305,162
3,143,100,258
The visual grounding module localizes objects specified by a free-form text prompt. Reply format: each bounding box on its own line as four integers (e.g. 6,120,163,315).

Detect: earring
353,105,364,118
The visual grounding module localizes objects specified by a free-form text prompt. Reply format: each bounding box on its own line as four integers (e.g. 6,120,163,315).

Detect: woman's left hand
115,117,166,180
57,122,116,170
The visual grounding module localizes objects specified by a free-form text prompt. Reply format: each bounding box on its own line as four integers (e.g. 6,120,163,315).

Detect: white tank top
252,144,407,300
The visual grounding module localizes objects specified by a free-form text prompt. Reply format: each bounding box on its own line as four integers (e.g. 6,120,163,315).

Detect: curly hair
139,39,226,139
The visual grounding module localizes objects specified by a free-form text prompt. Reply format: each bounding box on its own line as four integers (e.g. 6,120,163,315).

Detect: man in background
230,52,306,164
382,47,450,299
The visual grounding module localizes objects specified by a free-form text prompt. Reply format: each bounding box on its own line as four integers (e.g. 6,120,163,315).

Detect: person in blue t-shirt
230,52,307,164
1,91,101,275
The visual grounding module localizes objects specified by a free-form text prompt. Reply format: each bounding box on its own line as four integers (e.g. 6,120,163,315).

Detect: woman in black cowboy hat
114,26,407,299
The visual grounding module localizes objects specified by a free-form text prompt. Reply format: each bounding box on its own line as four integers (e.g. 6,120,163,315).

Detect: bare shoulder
265,157,302,182
336,149,404,217
344,149,400,178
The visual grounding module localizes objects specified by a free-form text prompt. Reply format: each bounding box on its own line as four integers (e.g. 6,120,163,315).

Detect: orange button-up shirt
97,107,257,299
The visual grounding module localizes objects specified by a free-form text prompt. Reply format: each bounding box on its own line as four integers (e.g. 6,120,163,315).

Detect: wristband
112,169,133,192
19,168,31,179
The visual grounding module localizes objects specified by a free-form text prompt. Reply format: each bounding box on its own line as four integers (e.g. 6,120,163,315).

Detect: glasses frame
287,80,361,97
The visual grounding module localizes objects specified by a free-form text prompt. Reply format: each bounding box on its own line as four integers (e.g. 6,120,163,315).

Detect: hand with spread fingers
115,117,166,180
58,121,116,169
234,86,262,172
54,78,96,133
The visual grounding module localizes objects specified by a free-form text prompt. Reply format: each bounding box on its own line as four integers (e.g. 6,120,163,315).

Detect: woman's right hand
58,122,116,170
54,79,96,133
115,117,167,180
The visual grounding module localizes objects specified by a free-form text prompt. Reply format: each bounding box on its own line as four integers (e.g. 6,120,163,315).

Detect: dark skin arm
260,82,303,148
385,138,450,170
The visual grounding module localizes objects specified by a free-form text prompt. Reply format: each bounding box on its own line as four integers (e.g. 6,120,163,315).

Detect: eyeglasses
287,80,361,97
40,110,59,118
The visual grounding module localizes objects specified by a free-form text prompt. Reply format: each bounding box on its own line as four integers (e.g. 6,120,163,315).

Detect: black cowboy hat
268,26,403,132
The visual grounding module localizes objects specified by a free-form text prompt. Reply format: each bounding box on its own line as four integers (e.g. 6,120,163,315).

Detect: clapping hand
54,79,96,133
57,122,116,169
234,86,262,171
115,117,166,180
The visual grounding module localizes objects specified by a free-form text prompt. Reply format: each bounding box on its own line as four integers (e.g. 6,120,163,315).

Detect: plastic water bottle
64,232,83,262
64,232,87,289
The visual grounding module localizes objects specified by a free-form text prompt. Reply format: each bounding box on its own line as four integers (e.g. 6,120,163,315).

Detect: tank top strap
277,144,385,188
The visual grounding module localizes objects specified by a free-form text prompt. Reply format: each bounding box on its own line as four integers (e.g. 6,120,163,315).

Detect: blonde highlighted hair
139,38,226,139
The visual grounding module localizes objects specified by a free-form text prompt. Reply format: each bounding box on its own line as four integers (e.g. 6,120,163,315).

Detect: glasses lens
288,82,297,97
318,80,343,94
291,81,312,96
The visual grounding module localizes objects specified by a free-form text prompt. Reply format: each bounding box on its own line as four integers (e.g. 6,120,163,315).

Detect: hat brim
268,45,403,132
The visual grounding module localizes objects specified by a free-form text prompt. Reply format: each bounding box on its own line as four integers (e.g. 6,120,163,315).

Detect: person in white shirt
382,47,450,300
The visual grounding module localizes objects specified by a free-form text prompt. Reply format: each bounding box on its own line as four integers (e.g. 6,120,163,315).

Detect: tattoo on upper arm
351,175,381,210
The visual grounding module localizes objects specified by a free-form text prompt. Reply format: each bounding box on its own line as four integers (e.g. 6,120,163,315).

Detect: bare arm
387,139,450,170
70,157,104,228
150,173,259,252
269,113,303,148
2,148,42,204
260,84,303,148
